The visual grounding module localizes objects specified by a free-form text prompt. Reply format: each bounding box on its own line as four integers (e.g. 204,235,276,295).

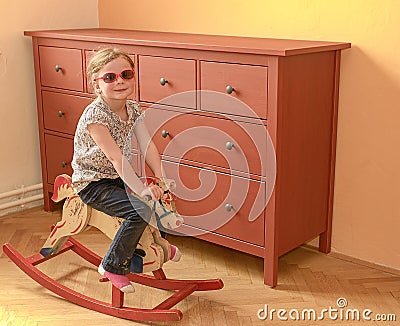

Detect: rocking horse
3,174,223,322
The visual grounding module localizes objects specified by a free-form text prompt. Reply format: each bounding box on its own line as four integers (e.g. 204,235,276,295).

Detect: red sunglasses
94,69,134,83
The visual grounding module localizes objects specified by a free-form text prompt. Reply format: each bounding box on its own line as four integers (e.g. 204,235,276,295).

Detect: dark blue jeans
78,177,151,275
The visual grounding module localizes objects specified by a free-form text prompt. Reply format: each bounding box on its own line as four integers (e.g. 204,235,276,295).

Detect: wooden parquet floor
0,207,399,326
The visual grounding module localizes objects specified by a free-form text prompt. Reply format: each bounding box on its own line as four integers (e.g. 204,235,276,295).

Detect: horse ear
163,178,176,191
139,176,158,188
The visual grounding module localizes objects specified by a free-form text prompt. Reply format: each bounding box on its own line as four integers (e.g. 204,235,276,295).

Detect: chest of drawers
25,28,350,286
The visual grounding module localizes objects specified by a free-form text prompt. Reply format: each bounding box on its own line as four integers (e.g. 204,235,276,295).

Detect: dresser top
25,28,350,56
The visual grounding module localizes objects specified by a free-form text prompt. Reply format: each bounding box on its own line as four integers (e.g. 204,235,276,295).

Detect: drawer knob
160,77,168,86
226,85,235,94
225,203,233,212
161,130,169,138
60,161,68,168
225,141,234,150
57,110,65,117
55,65,62,72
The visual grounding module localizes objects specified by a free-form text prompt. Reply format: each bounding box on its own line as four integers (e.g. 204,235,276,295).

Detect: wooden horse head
139,177,184,230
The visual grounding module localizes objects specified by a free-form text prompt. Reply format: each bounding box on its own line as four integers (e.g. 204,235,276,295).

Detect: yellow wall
0,1,98,212
98,0,400,271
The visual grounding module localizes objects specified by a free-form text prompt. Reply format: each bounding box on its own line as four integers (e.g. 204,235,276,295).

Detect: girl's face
93,57,135,103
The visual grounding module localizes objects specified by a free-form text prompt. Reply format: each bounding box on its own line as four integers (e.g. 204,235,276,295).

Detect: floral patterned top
71,97,143,193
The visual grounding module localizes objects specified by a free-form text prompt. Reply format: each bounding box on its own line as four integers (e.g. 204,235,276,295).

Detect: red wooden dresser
25,28,350,286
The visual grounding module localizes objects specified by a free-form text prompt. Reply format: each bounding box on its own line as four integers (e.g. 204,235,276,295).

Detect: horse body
40,174,183,273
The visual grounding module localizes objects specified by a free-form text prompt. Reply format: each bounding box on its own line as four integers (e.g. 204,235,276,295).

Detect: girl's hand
140,184,163,201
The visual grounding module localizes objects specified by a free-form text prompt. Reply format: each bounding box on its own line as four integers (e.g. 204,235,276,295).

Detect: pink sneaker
98,264,135,293
170,245,182,262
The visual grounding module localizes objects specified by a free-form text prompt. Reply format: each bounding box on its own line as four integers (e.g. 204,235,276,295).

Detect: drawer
42,91,92,135
45,134,73,184
163,160,265,246
200,61,268,119
138,56,196,108
144,108,267,176
39,46,83,91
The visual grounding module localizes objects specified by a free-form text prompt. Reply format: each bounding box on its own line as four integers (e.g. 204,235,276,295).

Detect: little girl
71,48,178,293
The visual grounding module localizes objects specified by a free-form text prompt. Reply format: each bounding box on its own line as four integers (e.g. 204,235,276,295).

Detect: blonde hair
87,48,135,82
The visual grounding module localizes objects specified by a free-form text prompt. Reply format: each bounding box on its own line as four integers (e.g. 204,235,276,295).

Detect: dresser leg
264,251,278,287
43,190,54,212
318,231,332,254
